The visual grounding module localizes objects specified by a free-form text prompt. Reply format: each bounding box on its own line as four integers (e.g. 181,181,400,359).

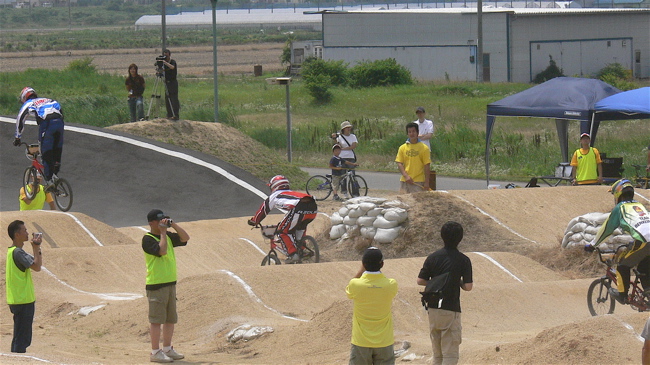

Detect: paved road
300,167,514,192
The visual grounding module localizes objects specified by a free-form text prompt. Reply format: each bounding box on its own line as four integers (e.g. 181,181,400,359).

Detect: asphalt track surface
0,118,268,227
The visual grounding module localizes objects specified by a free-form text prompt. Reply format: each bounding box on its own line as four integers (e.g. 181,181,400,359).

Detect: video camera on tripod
155,55,166,77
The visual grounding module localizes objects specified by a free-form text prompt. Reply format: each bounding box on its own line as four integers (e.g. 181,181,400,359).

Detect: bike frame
596,246,650,311
25,144,46,178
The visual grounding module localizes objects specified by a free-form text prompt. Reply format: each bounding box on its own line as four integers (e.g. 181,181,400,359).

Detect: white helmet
20,87,36,103
268,175,290,193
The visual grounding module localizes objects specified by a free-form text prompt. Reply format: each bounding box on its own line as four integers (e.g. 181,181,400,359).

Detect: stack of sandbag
329,197,409,244
561,212,632,249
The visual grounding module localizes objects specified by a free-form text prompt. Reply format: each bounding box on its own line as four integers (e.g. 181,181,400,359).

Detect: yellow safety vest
576,147,598,183
6,246,35,305
19,185,46,211
144,233,177,286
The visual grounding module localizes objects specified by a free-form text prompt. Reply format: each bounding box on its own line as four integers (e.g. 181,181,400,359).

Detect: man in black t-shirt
417,221,473,365
162,49,180,120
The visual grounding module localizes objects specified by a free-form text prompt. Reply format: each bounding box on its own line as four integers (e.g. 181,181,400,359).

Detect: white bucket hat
340,120,353,131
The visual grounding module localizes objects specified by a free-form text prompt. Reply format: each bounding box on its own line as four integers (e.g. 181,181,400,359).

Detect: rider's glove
247,219,256,227
13,138,21,147
584,244,596,253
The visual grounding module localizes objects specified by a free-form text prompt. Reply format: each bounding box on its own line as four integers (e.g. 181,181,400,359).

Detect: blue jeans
9,302,35,353
38,117,64,181
128,96,144,122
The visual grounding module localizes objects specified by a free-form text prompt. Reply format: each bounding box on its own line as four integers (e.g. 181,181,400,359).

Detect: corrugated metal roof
340,7,649,15
135,8,322,26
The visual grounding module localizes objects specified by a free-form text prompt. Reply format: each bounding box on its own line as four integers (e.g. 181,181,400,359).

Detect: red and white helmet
268,175,290,193
20,87,36,103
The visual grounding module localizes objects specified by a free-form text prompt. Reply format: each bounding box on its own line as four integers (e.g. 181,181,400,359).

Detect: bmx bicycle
21,142,73,212
587,245,650,316
631,164,650,189
305,168,368,201
254,224,320,266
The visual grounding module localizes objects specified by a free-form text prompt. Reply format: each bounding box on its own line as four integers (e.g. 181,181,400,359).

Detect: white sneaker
150,349,173,363
285,253,301,264
163,347,184,360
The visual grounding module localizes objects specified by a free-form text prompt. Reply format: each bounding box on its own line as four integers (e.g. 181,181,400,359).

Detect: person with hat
585,179,650,304
414,106,434,151
346,247,398,365
570,133,603,185
142,209,190,363
417,221,473,365
331,121,359,197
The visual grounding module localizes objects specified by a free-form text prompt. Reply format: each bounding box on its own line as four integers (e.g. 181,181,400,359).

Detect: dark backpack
420,272,451,309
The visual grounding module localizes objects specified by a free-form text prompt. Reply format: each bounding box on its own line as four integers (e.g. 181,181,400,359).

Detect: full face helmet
268,175,290,193
610,179,634,202
20,87,36,104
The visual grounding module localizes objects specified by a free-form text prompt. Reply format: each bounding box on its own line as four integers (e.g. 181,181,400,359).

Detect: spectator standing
417,221,473,365
6,220,43,353
570,133,603,185
396,122,431,193
646,143,650,171
13,87,64,189
346,247,398,365
331,120,359,197
162,49,180,120
19,175,55,211
329,144,359,201
414,106,434,151
125,63,146,122
142,209,190,363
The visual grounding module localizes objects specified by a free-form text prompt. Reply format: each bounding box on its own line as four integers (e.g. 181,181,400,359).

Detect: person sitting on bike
585,179,650,304
13,87,65,189
248,175,318,264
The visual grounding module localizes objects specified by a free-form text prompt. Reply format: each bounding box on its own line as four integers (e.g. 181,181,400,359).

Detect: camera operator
6,220,43,353
161,49,180,120
142,209,190,362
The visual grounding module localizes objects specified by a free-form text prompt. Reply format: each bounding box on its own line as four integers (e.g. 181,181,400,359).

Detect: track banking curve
0,117,268,227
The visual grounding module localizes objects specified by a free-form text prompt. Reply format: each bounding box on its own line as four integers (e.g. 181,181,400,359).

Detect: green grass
2,66,648,184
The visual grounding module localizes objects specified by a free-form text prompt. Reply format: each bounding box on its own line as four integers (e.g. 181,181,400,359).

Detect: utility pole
211,0,219,123
477,0,484,83
162,0,167,52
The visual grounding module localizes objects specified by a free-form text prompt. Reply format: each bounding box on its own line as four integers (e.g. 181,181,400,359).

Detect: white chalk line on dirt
441,191,539,245
41,210,103,246
472,252,523,283
42,266,142,301
238,237,268,255
219,269,309,322
0,118,267,200
0,352,64,364
635,191,650,203
613,317,645,343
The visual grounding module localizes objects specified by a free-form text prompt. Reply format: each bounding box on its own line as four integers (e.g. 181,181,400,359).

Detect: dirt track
2,186,650,364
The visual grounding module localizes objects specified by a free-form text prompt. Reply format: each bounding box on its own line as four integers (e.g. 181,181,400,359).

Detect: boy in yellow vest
6,220,42,353
19,175,55,211
142,209,190,363
570,133,603,185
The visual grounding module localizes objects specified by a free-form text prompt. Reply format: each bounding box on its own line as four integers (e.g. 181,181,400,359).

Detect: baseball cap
416,107,425,113
340,120,353,130
147,209,165,222
362,247,383,271
332,144,342,151
580,133,590,139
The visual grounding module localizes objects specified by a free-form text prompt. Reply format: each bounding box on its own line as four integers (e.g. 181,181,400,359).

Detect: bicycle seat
326,174,332,178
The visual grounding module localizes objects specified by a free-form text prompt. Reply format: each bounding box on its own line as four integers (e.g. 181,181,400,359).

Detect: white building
320,8,650,82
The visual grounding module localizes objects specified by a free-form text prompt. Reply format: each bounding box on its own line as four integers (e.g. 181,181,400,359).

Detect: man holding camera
161,49,180,120
142,209,190,363
6,220,43,353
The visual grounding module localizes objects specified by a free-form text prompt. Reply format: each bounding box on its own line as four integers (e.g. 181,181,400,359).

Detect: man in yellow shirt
346,247,398,364
19,176,55,211
570,133,603,185
396,122,431,193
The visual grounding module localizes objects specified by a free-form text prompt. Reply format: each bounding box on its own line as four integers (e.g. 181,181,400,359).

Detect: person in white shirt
414,106,434,151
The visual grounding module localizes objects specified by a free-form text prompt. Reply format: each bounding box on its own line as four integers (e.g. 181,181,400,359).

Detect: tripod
146,71,173,120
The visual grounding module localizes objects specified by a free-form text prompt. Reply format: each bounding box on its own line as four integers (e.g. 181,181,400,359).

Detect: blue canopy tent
593,87,650,121
485,77,621,185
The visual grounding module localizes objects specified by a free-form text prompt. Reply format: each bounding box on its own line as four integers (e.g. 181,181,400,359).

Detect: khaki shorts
349,344,394,365
147,285,177,324
400,181,424,194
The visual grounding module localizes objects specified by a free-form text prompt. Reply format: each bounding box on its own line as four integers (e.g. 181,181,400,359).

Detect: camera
155,55,166,68
159,216,173,228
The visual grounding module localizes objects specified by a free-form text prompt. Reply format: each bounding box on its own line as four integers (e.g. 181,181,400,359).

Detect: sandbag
383,208,408,223
374,227,401,243
330,224,346,239
366,208,383,217
360,226,376,239
356,216,377,227
359,202,377,212
347,208,365,218
338,207,349,217
330,212,344,225
343,215,358,226
570,222,588,233
373,216,399,229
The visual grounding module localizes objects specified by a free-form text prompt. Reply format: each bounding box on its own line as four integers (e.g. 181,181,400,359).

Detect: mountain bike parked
305,168,368,201
587,245,650,316
21,142,73,212
255,224,319,266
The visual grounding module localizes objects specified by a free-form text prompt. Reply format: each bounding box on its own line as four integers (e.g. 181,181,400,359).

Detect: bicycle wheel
53,178,73,212
306,175,332,201
299,236,320,263
261,252,281,266
23,167,38,200
587,278,615,316
348,175,368,197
